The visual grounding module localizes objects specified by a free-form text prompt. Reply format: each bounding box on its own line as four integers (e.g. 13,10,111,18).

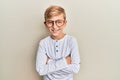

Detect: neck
51,33,65,40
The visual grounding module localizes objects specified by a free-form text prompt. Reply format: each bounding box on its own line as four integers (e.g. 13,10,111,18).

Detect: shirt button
56,45,58,47
56,50,58,52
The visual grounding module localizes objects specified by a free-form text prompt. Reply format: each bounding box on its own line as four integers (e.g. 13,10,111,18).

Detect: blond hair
44,5,66,20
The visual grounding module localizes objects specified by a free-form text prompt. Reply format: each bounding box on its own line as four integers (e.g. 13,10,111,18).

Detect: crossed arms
46,56,71,64
36,38,80,76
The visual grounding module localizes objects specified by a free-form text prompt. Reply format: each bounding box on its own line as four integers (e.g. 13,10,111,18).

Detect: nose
52,22,58,29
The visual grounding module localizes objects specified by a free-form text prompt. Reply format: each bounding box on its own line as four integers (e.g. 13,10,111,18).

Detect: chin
50,31,60,36
51,33,59,37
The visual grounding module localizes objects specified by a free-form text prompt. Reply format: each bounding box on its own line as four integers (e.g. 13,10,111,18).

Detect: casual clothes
36,35,80,80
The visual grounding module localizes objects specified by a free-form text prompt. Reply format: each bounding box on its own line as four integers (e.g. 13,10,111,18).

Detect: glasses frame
44,19,65,28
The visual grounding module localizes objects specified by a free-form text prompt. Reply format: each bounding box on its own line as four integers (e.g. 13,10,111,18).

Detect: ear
44,21,47,27
44,21,46,25
64,20,67,26
61,20,67,28
64,20,67,24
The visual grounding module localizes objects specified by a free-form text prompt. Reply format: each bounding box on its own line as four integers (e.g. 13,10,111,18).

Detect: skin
45,14,71,64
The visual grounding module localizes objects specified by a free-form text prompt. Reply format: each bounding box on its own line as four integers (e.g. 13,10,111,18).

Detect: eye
47,21,53,24
57,20,63,24
46,21,53,25
45,20,54,27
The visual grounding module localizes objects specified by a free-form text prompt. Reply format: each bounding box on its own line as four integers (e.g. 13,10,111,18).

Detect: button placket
55,40,59,53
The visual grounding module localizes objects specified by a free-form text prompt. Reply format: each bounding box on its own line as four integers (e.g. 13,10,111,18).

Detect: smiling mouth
52,29,59,33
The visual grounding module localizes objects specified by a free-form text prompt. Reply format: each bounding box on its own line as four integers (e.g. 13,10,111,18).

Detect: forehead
46,14,64,21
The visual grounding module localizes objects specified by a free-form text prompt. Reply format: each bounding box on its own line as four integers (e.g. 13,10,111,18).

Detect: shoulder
38,36,50,45
66,35,77,42
65,35,79,51
66,35,78,48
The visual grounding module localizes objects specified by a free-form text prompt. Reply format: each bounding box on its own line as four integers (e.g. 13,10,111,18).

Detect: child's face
45,14,67,37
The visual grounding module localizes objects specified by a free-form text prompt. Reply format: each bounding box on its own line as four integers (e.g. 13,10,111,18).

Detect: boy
36,5,80,80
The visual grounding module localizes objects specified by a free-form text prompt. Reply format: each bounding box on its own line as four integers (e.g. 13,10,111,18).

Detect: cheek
48,28,52,31
48,28,53,32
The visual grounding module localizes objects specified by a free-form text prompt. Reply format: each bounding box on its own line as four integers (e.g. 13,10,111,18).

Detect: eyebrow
46,19,64,21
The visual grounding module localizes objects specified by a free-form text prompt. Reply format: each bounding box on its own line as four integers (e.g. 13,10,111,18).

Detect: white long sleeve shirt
36,35,80,80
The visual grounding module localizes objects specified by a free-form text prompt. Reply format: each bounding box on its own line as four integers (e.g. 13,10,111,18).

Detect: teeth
53,29,58,32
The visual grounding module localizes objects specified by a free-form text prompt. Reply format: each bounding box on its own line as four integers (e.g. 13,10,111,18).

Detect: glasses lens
46,21,53,27
56,20,64,27
45,20,64,27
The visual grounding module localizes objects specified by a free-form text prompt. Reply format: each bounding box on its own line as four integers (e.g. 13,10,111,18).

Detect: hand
46,56,50,64
66,56,71,64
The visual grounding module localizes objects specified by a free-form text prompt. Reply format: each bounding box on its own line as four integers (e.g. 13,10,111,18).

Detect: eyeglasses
45,20,65,27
